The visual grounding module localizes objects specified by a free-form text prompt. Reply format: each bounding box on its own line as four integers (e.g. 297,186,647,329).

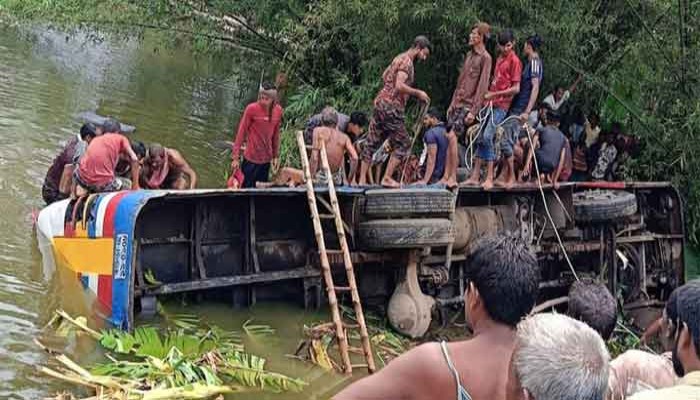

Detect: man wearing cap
358,35,432,188
73,118,141,195
231,81,284,188
441,22,492,188
42,123,99,204
463,29,522,190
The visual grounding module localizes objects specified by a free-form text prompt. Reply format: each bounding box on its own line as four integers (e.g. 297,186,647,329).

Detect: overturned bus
36,181,685,337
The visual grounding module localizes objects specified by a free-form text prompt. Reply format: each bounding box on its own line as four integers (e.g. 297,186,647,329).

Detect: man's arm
59,164,75,195
232,106,251,168
169,149,197,189
333,344,435,400
271,108,282,171
345,136,359,185
122,140,140,190
471,55,493,118
396,71,430,103
419,145,438,184
569,73,583,94
486,83,520,100
552,145,566,187
309,128,321,176
523,60,541,117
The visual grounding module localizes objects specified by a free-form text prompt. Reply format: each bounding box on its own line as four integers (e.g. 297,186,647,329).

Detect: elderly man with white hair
506,313,611,400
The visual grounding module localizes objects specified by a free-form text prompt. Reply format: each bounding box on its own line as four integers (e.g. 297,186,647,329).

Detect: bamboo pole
295,131,353,374
319,143,376,373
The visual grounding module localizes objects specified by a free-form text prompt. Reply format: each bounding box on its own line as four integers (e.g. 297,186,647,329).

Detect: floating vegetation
295,306,413,372
39,310,307,400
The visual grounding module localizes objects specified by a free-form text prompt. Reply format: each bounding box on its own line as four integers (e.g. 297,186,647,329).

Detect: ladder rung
319,214,335,219
344,323,359,329
326,249,344,254
334,286,352,292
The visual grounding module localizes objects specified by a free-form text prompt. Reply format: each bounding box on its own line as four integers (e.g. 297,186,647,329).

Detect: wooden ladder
295,131,376,375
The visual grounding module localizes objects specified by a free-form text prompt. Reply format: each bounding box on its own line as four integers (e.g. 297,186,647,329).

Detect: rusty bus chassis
132,182,685,338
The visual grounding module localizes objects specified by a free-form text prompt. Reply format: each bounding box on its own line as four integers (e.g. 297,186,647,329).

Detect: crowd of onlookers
333,233,700,400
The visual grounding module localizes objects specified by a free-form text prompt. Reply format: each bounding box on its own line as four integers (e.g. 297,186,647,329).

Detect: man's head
464,234,539,329
537,102,551,122
79,123,98,143
101,118,121,135
132,141,147,162
506,313,610,400
146,143,166,170
411,35,431,61
347,111,368,137
589,112,600,127
524,34,542,55
497,29,516,55
553,85,566,102
666,280,700,377
545,109,561,127
469,22,490,47
258,81,277,109
320,106,339,128
422,107,442,128
567,281,617,340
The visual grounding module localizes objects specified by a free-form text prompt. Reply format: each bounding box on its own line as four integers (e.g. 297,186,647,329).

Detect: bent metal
37,181,685,337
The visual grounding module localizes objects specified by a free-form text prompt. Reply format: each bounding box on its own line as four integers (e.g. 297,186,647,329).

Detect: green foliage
3,0,700,242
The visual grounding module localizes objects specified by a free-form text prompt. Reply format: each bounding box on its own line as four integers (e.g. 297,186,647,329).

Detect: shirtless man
258,111,358,188
141,143,198,190
334,234,539,400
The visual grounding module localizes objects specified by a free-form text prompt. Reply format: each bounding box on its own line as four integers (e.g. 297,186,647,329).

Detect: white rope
523,124,580,282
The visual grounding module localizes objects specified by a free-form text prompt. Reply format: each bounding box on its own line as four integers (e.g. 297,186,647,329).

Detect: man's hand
271,158,280,172
519,113,529,123
484,91,494,100
131,182,140,191
231,157,240,171
465,112,475,125
416,90,430,104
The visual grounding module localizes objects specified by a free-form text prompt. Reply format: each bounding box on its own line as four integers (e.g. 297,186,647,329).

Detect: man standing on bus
231,82,283,188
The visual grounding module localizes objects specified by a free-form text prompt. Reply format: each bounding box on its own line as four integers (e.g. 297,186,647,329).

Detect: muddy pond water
0,24,356,399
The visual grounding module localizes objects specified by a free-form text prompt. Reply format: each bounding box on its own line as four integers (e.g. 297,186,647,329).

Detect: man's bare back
312,126,355,173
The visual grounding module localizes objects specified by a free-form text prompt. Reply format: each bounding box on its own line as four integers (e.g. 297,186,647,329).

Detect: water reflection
0,23,338,398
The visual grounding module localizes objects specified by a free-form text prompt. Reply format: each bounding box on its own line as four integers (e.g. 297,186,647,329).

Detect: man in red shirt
358,36,431,188
231,82,284,188
463,29,522,190
73,118,141,195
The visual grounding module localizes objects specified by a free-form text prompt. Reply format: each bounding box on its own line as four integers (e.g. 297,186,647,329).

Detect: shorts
447,106,470,136
74,169,131,193
475,108,506,162
500,116,522,158
161,170,185,189
361,102,411,162
241,159,270,188
314,168,343,186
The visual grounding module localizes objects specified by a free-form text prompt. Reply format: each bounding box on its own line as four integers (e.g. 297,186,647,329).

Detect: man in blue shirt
497,34,544,189
417,108,449,185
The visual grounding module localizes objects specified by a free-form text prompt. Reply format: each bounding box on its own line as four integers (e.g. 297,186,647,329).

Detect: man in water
141,143,197,189
232,82,283,188
463,29,522,190
334,234,540,400
73,118,140,195
441,22,492,188
358,35,431,188
258,109,358,188
416,107,449,185
304,108,368,145
505,313,610,400
42,123,98,204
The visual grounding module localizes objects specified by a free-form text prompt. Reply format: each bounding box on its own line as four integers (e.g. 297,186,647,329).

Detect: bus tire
359,218,454,249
